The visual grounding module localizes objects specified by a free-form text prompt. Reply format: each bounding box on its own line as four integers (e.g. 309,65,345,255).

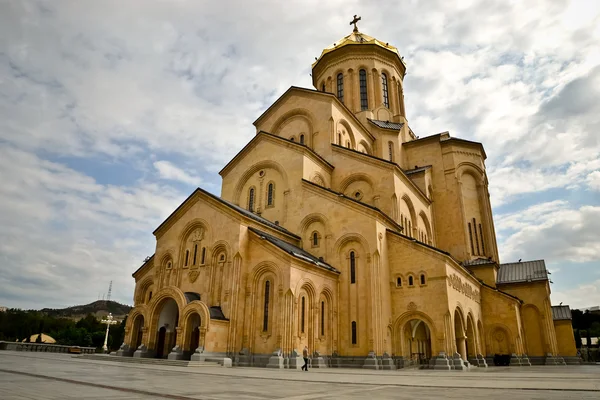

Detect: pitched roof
551,305,572,321
248,227,339,274
219,131,334,176
463,257,496,267
153,187,299,240
368,119,405,130
497,260,548,284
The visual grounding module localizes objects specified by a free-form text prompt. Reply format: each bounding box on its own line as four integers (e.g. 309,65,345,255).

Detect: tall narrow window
382,73,389,108
408,221,412,237
479,223,485,254
320,301,325,336
322,83,326,92
420,274,426,285
201,247,206,264
185,250,189,266
263,281,270,331
267,183,274,206
351,321,357,344
301,296,305,333
468,222,475,254
388,141,394,161
473,218,480,255
248,188,255,212
193,244,198,265
313,232,319,246
338,133,342,145
409,276,414,286
396,277,402,287
148,291,152,301
359,69,368,110
337,73,344,103
350,251,356,284
346,141,350,148
300,134,305,144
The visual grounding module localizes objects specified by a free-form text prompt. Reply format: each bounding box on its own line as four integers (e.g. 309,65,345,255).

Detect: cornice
332,144,431,205
301,179,404,234
132,254,154,278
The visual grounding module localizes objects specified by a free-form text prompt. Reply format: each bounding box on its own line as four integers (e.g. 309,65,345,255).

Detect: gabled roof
404,165,432,175
497,260,548,284
551,305,572,321
403,133,487,160
463,257,497,267
368,119,405,130
248,227,339,274
132,254,154,277
219,131,334,176
252,86,375,141
153,187,299,240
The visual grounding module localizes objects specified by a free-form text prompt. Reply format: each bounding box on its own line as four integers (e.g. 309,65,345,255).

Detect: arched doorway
466,315,477,360
403,319,432,366
130,314,144,352
154,298,179,359
454,309,467,359
183,313,201,360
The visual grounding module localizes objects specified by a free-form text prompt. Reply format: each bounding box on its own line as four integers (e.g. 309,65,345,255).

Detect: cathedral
119,18,578,369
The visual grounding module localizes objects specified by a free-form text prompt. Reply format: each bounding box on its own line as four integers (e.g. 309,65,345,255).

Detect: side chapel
119,17,578,369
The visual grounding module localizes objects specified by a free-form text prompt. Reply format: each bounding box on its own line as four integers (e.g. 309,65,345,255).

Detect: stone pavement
0,351,599,399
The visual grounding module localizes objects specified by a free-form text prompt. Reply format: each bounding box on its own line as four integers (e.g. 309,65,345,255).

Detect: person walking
302,346,309,371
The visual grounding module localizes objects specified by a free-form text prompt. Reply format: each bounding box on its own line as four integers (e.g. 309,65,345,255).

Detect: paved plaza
0,351,599,399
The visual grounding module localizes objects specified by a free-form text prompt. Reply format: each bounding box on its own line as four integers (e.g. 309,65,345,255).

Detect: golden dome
312,30,405,69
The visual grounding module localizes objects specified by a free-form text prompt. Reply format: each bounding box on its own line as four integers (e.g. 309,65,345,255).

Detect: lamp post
101,313,118,353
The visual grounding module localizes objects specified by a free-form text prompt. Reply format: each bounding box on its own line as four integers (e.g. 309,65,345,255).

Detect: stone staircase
76,354,220,367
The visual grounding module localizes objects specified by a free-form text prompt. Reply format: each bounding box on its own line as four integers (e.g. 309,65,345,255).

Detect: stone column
457,336,467,360
367,70,375,110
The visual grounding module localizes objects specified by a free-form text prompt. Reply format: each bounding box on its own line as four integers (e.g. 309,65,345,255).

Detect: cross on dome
350,15,361,32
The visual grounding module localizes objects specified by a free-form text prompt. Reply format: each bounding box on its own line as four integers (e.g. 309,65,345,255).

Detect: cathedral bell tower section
311,17,407,127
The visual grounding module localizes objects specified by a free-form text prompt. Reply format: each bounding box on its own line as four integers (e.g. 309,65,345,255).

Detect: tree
574,329,582,349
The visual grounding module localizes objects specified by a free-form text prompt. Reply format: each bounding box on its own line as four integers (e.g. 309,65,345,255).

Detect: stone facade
122,26,577,368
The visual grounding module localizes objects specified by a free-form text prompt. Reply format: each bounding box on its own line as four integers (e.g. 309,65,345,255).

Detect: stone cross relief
190,228,204,242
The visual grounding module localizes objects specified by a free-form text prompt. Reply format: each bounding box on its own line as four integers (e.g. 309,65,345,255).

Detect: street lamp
101,313,118,353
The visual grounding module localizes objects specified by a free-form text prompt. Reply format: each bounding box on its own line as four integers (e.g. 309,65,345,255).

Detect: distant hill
40,300,132,321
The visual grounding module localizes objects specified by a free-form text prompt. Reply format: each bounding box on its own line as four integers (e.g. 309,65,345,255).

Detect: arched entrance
402,319,432,365
130,314,144,351
154,298,179,359
454,309,467,359
466,315,477,359
183,313,201,360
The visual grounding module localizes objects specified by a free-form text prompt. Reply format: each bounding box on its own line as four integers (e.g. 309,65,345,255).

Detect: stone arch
417,270,428,286
271,108,316,147
159,251,174,269
146,287,186,357
454,306,467,359
233,160,289,205
399,194,417,237
249,262,280,352
339,173,375,204
456,162,485,183
487,324,514,355
178,219,210,269
127,307,147,351
418,211,433,245
392,311,439,357
310,172,327,187
357,139,372,154
136,276,155,305
180,300,211,354
337,119,356,149
333,233,370,256
522,304,545,356
466,312,477,359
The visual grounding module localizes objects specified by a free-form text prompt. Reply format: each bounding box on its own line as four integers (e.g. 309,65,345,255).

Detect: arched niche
272,109,315,148
339,173,375,204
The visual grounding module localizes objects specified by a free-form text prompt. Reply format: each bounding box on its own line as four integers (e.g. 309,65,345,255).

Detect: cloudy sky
0,0,599,310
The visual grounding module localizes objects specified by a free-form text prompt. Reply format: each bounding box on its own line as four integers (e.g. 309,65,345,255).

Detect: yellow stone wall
124,28,573,365
554,320,577,357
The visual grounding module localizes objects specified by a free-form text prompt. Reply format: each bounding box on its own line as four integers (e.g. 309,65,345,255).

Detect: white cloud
586,170,600,191
0,0,599,308
552,279,600,310
496,201,600,263
153,160,201,186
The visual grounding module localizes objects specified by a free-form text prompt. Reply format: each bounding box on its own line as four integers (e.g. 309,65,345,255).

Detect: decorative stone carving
407,302,418,311
188,270,200,283
447,273,481,303
190,228,204,242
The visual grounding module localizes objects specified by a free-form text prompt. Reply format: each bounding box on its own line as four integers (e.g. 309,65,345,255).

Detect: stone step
76,354,219,367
